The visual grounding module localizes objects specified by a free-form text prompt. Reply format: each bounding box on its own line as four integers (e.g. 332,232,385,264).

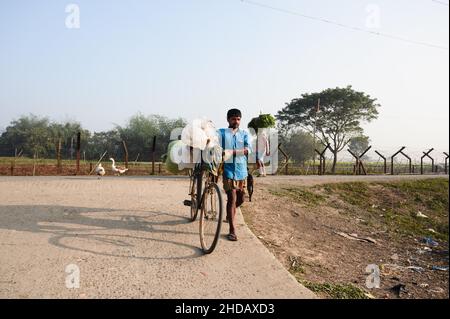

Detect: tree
280,130,315,164
348,135,371,159
1,114,51,158
277,86,380,173
48,121,90,159
115,113,186,161
0,114,90,159
87,130,122,160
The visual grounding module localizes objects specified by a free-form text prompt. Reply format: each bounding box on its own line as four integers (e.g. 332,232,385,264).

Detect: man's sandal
227,233,238,241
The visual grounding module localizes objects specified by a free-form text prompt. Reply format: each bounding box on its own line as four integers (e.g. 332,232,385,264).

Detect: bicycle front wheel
199,182,223,254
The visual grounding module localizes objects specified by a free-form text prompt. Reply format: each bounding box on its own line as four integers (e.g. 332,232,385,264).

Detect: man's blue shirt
217,128,252,181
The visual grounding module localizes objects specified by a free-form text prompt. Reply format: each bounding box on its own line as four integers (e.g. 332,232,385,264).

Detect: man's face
228,116,241,129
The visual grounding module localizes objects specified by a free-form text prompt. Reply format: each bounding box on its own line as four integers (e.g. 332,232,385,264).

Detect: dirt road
0,176,315,299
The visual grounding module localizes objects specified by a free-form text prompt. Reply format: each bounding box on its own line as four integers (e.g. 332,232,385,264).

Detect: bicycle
183,149,224,254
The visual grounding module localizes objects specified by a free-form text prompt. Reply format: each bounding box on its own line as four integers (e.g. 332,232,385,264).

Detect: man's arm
221,131,251,157
232,132,252,156
231,148,248,156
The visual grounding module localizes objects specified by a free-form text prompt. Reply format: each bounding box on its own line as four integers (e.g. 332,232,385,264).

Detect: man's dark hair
227,108,242,119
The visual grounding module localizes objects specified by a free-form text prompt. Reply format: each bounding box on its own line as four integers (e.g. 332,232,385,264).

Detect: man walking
256,129,270,177
218,109,252,241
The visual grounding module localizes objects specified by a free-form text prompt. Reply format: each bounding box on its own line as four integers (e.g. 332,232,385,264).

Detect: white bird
95,163,106,179
109,158,129,176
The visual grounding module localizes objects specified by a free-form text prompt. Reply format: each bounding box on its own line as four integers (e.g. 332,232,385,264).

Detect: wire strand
431,0,449,6
240,0,449,51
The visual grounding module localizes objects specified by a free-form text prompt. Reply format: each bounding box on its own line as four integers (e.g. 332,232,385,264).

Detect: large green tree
0,113,187,161
1,114,89,159
48,121,90,159
277,86,379,173
1,114,51,158
86,130,122,160
115,113,186,161
280,130,315,164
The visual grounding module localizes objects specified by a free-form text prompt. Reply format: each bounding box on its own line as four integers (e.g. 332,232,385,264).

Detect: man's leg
258,160,264,176
226,189,237,235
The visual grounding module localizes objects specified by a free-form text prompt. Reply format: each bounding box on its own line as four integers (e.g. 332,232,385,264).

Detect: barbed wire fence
0,133,176,176
0,132,448,177
276,144,449,176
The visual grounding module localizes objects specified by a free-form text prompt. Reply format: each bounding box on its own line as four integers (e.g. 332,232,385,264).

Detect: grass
299,280,371,299
364,179,448,241
287,257,371,299
288,256,306,274
321,182,371,206
382,179,449,212
269,186,326,207
249,177,448,300
271,178,449,242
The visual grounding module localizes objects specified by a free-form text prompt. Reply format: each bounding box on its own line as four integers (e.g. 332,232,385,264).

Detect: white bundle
201,119,220,148
169,140,185,164
168,140,195,170
178,160,195,170
181,118,219,150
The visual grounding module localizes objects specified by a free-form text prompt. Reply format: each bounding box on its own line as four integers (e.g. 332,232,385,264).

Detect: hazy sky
1,0,449,157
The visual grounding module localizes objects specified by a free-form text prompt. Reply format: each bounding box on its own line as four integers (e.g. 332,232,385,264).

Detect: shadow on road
0,205,204,260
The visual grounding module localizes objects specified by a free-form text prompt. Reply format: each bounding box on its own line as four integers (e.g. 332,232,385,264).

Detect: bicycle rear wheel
199,182,223,254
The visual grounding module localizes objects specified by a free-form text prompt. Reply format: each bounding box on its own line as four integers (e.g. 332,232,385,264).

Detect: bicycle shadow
0,205,204,260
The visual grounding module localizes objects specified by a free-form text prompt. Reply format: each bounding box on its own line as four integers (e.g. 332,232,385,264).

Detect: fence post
32,152,37,176
375,151,387,174
151,136,157,175
444,152,449,175
400,150,412,174
57,138,62,174
278,143,290,175
10,161,14,176
421,148,434,175
314,149,322,175
76,132,81,175
391,147,406,175
315,144,330,175
348,149,359,175
122,140,129,168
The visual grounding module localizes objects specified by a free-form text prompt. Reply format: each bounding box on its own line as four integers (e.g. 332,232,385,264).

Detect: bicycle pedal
183,200,192,207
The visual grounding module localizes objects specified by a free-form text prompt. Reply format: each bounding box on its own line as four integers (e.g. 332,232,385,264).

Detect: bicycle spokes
199,183,223,254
